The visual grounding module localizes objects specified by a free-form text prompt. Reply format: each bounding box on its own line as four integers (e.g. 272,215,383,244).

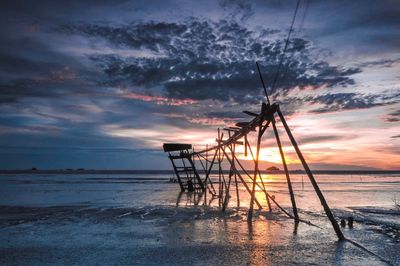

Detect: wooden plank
236,122,251,128
243,110,258,116
163,143,192,152
169,154,191,159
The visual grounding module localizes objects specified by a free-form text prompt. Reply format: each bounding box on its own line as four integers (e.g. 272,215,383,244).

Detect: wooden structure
163,143,204,192
163,64,344,241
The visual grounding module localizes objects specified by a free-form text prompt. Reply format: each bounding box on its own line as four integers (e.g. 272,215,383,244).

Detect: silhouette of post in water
256,61,299,221
277,106,345,240
248,107,265,220
222,133,237,212
272,120,299,221
187,180,194,192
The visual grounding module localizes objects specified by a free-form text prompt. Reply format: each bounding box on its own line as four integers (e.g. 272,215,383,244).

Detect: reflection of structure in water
176,191,205,207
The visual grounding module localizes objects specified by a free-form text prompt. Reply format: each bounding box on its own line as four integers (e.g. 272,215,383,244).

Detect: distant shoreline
1,169,399,175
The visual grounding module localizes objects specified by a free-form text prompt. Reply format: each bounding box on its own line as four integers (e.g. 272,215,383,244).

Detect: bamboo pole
222,167,233,211
195,154,209,194
220,147,263,209
248,120,265,220
272,120,299,220
245,140,272,211
169,155,184,191
234,173,240,209
206,144,208,171
203,149,218,195
277,107,345,240
223,143,236,211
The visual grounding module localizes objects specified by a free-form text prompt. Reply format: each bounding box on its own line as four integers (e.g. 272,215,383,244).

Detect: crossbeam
192,103,278,155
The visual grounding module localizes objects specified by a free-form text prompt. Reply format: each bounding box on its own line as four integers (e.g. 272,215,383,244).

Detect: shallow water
0,173,399,265
1,173,398,210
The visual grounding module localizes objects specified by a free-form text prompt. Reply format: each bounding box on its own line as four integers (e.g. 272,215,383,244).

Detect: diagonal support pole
202,149,218,195
222,142,237,211
272,119,299,221
248,119,265,220
245,139,272,211
277,106,345,241
220,147,263,209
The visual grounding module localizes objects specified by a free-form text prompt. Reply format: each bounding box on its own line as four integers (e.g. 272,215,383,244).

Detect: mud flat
0,173,399,265
0,204,399,265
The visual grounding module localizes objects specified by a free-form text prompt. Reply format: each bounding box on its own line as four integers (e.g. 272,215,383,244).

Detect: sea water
0,173,399,210
0,173,399,265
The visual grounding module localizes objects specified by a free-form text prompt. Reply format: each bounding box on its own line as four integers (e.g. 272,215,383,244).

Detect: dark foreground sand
0,205,398,265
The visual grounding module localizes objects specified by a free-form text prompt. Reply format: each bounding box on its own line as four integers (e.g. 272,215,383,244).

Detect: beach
0,173,399,265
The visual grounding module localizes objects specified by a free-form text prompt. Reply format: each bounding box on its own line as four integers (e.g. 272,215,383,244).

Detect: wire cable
270,0,301,97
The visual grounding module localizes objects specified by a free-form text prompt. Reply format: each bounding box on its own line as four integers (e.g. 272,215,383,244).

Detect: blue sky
0,0,399,170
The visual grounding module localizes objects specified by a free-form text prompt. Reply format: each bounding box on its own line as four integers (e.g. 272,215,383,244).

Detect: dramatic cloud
0,0,399,169
59,19,360,104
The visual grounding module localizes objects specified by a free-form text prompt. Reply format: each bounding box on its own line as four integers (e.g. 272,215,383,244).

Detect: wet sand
0,204,397,265
0,174,399,265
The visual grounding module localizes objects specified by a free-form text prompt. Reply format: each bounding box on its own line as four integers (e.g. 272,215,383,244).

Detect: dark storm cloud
385,109,400,122
0,82,43,104
356,57,400,68
0,0,399,169
59,19,360,104
298,135,347,145
307,0,400,51
306,93,400,114
218,0,254,21
0,0,130,22
317,1,400,32
0,34,100,104
206,111,247,119
0,76,78,104
276,92,400,115
0,37,65,79
59,22,188,53
219,0,400,51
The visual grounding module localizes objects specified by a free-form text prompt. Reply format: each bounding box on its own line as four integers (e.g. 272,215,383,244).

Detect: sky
0,0,399,170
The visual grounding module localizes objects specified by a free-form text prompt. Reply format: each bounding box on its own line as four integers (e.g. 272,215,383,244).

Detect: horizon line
1,169,400,174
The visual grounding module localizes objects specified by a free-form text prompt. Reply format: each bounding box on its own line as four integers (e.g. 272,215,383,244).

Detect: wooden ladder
164,144,205,192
